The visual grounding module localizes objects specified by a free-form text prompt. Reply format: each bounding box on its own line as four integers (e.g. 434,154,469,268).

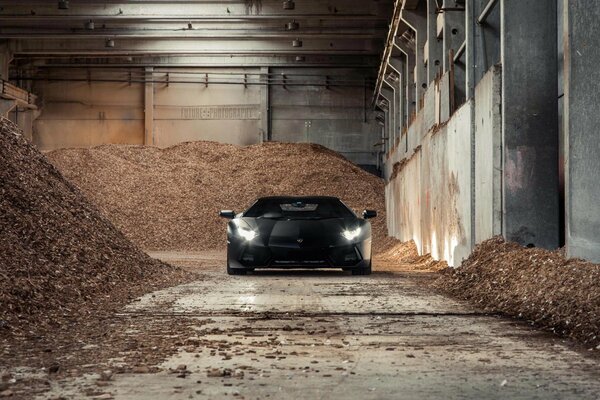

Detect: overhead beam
10,37,382,56
0,1,389,18
0,31,385,40
19,54,380,68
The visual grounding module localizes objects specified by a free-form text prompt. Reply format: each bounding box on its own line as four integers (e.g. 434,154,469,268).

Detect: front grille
239,245,363,268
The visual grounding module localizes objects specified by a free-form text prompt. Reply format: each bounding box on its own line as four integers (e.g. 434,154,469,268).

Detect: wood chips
48,141,395,253
435,236,600,347
0,118,194,336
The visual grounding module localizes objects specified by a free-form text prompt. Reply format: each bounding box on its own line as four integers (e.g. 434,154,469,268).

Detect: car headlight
342,227,361,241
237,226,257,241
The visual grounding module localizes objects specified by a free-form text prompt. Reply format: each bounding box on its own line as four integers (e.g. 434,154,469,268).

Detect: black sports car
219,196,376,276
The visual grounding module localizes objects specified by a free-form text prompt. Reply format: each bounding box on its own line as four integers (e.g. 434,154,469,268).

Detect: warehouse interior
1,0,600,399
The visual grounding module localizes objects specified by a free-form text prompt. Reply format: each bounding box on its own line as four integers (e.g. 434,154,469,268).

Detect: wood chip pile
435,236,600,347
0,118,192,336
374,240,447,272
48,141,396,253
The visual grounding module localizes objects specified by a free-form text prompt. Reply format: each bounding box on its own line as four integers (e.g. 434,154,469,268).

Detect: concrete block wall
386,67,500,267
386,98,472,267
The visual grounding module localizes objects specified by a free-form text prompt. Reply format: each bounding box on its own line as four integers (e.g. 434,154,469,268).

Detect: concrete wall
386,67,503,267
31,67,381,168
474,66,502,244
386,84,472,267
33,71,145,150
153,68,262,147
270,67,381,166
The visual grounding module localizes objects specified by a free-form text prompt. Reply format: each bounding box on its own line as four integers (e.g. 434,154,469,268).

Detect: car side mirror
362,209,377,219
219,210,236,219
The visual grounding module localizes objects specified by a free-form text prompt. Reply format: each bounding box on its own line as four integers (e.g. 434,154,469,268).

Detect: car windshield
244,198,355,220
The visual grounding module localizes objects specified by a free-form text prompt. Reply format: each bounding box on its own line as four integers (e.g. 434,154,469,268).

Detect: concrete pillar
385,77,401,147
501,0,559,249
427,0,443,83
144,67,154,146
382,86,395,148
383,109,391,154
392,76,403,146
260,66,270,142
388,56,406,131
394,39,416,122
466,0,501,98
401,1,428,106
564,0,600,262
0,42,12,81
16,108,34,141
442,3,466,105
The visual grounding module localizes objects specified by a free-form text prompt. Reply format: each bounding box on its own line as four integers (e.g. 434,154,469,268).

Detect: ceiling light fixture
283,0,295,10
105,38,115,48
85,20,94,30
295,55,305,62
292,38,302,47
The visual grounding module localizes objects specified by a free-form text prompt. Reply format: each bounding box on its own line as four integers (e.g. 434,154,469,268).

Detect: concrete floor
41,252,600,400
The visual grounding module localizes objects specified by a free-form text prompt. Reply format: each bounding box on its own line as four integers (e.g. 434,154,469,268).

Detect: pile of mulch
435,236,600,347
375,240,447,272
48,141,392,253
0,117,195,337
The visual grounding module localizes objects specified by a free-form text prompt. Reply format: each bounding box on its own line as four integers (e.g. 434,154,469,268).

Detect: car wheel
352,261,372,276
226,255,247,275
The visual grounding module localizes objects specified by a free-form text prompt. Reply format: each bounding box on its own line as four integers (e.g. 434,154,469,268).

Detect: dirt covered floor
435,237,600,348
4,252,597,400
47,141,395,253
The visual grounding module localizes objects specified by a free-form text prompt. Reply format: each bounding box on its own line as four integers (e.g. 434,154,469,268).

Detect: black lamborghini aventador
219,196,376,276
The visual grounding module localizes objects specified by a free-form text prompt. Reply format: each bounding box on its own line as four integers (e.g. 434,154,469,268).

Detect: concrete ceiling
0,0,394,67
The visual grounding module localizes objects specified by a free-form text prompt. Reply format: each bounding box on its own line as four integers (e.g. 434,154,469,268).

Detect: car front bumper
227,239,372,271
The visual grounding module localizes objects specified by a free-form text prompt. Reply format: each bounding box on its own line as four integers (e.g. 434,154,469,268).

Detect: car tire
226,255,247,275
352,261,372,276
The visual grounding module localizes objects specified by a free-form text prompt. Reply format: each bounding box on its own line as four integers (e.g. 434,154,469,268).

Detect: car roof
256,196,341,201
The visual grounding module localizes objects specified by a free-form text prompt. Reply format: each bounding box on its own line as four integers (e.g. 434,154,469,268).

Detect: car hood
239,217,365,248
